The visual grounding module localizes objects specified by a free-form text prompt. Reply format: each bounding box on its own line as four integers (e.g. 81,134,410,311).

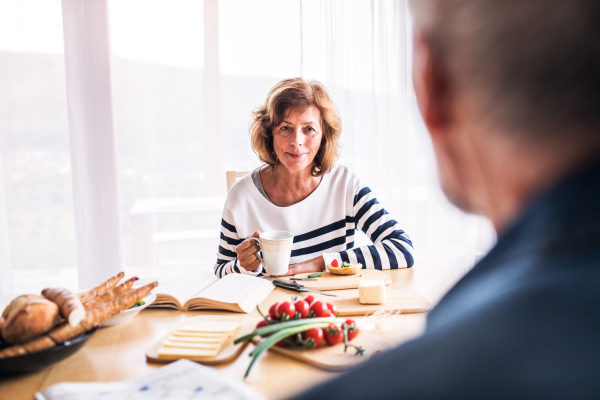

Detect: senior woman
214,78,414,278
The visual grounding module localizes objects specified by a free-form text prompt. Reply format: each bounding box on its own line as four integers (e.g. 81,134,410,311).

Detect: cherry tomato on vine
331,259,339,268
322,323,343,346
310,301,331,318
301,327,324,348
255,319,269,330
255,318,271,336
269,302,279,319
371,350,382,358
276,301,296,320
326,303,337,316
293,299,310,319
304,295,315,305
344,319,359,341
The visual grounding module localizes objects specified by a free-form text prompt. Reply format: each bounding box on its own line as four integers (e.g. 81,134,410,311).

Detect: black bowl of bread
0,327,97,375
0,273,157,376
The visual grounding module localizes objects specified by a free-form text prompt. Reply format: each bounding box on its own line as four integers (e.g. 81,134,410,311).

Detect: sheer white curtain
62,0,123,289
301,0,496,275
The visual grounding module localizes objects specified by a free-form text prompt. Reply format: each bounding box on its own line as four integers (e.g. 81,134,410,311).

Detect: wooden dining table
0,264,459,400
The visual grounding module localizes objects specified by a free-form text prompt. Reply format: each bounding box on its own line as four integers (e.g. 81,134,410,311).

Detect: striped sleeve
327,185,415,270
214,217,264,278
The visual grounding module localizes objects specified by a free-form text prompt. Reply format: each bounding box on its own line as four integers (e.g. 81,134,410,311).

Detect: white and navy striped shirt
214,165,414,277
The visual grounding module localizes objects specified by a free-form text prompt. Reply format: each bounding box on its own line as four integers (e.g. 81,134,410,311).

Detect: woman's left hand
271,256,325,277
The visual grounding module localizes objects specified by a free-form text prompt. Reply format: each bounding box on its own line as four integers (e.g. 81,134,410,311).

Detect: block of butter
358,279,386,305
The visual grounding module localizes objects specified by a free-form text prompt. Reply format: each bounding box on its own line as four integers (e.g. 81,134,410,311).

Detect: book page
36,359,265,400
152,270,218,309
192,274,274,312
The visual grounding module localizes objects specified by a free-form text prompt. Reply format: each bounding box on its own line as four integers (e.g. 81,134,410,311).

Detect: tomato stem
256,305,268,321
343,324,365,356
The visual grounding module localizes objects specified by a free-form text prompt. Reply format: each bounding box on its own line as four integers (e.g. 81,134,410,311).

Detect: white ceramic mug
251,231,294,275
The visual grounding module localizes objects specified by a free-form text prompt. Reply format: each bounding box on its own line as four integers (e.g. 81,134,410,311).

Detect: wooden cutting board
251,329,392,371
327,290,431,316
291,270,392,291
146,315,259,365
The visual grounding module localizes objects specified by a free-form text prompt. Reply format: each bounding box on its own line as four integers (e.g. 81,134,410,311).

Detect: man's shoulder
422,249,600,394
292,256,600,400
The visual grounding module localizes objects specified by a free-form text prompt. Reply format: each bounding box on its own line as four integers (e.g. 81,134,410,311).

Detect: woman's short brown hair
249,78,342,176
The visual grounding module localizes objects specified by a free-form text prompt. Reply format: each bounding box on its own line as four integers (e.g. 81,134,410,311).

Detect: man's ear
412,31,452,137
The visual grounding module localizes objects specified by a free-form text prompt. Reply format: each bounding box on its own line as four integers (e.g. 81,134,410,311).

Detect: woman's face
272,105,323,174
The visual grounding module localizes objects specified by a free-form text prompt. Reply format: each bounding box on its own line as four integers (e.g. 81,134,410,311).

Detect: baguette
83,277,138,310
0,282,158,359
79,272,125,304
0,334,58,358
42,288,86,327
0,342,27,358
49,282,158,344
1,295,60,344
23,335,56,353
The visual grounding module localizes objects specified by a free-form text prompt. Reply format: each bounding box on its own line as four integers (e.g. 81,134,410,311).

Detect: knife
272,280,337,297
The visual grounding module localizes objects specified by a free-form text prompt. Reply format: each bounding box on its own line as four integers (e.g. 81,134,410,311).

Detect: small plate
0,328,97,376
102,292,157,327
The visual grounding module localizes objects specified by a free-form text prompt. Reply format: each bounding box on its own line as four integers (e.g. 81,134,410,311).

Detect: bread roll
1,295,60,344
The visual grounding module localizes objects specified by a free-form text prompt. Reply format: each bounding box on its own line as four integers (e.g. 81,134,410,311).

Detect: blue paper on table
35,359,265,400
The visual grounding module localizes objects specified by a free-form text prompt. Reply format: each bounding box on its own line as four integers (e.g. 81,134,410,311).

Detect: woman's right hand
235,231,262,271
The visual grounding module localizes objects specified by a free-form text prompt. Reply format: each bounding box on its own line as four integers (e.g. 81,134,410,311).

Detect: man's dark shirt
291,162,600,399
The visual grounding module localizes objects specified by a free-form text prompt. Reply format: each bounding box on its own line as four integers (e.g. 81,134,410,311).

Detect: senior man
292,0,600,398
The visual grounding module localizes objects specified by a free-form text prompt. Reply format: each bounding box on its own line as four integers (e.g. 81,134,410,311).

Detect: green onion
234,317,345,344
307,272,322,278
244,322,332,378
248,322,331,357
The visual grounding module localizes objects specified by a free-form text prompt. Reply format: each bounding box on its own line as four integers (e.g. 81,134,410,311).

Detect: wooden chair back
227,171,249,191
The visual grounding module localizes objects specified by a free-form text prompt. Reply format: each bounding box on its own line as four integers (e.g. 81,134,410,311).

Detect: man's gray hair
411,0,600,142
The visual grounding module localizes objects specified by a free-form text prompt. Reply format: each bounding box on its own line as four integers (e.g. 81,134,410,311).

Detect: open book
149,270,274,313
35,359,265,400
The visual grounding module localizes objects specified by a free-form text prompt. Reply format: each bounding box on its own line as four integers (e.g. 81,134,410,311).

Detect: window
1,0,495,295
109,0,303,273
